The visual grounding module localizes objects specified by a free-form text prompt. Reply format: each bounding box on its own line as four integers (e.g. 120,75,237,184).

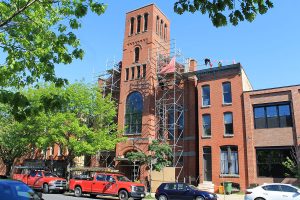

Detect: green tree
29,83,122,170
126,140,172,172
174,0,274,27
283,146,300,180
0,0,106,118
0,104,36,176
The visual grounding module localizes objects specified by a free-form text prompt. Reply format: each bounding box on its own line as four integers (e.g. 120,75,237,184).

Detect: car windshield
116,175,131,182
44,172,58,177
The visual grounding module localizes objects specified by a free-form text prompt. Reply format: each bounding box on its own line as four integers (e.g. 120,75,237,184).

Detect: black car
0,179,43,200
155,182,218,200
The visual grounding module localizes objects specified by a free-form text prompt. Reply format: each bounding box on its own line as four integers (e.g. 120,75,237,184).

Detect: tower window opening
156,16,159,34
137,15,141,33
130,17,135,35
144,13,148,31
134,47,140,63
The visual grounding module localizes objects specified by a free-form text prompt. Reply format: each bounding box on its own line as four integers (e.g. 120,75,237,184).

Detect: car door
91,174,106,193
261,185,282,200
176,183,193,200
103,175,118,195
280,185,300,199
163,183,177,200
27,171,37,187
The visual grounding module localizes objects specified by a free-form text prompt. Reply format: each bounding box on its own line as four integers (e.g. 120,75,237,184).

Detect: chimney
189,59,197,72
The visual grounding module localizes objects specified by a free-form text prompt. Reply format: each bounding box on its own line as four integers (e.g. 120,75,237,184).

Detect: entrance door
203,147,212,181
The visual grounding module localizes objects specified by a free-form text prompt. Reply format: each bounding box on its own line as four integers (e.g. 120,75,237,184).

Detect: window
137,15,141,33
96,174,106,181
142,64,146,78
202,114,211,137
164,24,167,40
125,92,143,134
156,16,159,34
202,85,210,106
256,147,295,178
144,13,148,31
280,185,298,193
130,17,135,35
254,103,293,129
131,67,135,80
105,175,115,182
160,20,163,37
125,68,129,81
262,185,281,191
222,82,232,104
137,65,141,79
178,109,184,138
164,183,176,190
220,146,239,175
168,108,175,139
224,112,233,135
177,183,188,191
134,47,139,63
58,145,62,156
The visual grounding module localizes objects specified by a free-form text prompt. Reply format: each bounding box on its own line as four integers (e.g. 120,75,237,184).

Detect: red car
69,172,145,200
12,167,67,193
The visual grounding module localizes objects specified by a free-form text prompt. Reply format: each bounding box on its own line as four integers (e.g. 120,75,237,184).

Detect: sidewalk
216,193,244,200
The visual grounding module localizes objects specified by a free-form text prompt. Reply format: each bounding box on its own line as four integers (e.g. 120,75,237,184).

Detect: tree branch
0,0,39,28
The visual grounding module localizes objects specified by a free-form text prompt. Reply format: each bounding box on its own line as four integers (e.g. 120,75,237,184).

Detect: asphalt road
43,193,119,200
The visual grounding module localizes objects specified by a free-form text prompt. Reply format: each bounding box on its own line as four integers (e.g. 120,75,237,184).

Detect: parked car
155,182,218,200
12,166,67,193
245,183,300,200
69,168,145,200
0,179,43,200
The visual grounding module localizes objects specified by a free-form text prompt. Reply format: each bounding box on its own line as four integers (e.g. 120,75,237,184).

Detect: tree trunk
5,162,13,177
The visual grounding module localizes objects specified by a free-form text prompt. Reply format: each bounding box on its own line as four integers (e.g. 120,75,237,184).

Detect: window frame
224,112,233,135
202,114,211,137
202,85,210,107
220,146,239,175
253,102,293,129
222,82,232,104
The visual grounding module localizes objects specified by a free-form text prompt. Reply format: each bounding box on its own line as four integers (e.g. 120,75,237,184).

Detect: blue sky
55,1,300,90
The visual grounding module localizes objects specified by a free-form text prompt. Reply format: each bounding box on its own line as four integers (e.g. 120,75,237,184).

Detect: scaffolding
97,59,121,101
149,39,189,182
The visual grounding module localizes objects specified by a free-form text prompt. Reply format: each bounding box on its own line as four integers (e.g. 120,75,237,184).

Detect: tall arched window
164,24,167,40
137,15,141,33
134,47,140,63
160,20,163,37
144,13,148,31
125,92,143,134
130,17,135,35
156,16,159,34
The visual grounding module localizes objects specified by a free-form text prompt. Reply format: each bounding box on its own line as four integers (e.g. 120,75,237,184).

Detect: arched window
134,47,140,63
137,15,141,33
164,24,167,40
125,92,143,134
130,17,135,35
144,13,148,31
160,20,163,37
156,16,159,34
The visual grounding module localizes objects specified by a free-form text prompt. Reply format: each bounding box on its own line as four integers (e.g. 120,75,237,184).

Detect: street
43,193,119,200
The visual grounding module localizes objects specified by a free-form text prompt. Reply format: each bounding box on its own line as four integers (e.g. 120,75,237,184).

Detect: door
27,171,41,188
103,175,118,195
203,147,212,181
279,185,300,199
91,174,106,193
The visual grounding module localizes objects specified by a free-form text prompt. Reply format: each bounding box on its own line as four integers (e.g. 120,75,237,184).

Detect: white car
245,183,300,200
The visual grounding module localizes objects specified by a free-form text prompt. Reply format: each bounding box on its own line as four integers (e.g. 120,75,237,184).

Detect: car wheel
90,194,97,198
255,198,266,200
74,186,82,197
158,194,168,200
195,196,205,200
118,189,129,200
43,183,49,193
